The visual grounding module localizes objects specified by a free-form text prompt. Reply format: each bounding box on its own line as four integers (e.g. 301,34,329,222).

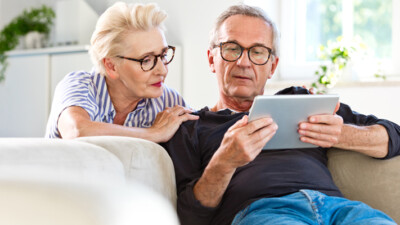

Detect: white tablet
248,94,339,150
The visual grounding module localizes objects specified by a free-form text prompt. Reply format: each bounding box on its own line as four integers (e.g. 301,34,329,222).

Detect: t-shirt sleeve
161,120,219,225
337,102,400,159
45,71,98,138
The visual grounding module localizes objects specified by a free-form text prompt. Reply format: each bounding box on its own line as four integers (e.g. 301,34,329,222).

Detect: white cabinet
0,46,92,137
0,55,49,137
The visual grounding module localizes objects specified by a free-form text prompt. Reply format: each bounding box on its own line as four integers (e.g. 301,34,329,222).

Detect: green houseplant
0,5,55,82
311,36,361,93
311,36,387,93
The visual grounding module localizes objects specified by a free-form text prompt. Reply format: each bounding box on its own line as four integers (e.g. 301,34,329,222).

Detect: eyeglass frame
116,45,176,72
213,41,273,65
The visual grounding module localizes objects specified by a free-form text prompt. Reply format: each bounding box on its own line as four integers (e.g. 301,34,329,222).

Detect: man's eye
226,47,239,52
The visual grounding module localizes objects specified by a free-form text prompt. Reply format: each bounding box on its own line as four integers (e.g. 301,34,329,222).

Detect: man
162,4,400,225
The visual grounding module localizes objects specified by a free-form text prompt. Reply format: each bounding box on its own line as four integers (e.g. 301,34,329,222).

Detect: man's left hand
298,102,343,148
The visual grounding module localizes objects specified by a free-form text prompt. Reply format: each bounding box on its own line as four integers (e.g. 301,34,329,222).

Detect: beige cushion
0,138,125,185
328,149,400,223
76,136,177,206
0,180,179,225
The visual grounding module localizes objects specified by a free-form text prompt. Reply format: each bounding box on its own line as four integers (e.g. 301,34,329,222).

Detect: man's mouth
233,75,252,80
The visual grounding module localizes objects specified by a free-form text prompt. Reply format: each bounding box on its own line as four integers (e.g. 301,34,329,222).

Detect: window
246,0,400,80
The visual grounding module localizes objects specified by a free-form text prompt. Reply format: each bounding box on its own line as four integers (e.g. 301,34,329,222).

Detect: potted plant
0,5,55,82
311,36,361,93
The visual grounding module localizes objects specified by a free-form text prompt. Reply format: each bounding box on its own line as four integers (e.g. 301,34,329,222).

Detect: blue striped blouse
45,69,188,138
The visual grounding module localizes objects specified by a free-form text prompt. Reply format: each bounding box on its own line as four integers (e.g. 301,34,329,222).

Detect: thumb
333,101,340,114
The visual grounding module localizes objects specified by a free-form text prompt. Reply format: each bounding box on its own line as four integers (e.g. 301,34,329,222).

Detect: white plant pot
24,31,46,49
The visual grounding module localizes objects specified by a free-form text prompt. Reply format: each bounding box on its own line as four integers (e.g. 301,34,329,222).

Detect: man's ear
268,56,279,79
103,58,119,79
207,49,216,73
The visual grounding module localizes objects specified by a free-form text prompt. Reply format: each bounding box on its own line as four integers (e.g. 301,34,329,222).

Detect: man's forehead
218,15,273,47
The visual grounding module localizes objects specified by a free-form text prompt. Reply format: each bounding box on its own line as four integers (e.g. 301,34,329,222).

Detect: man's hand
214,115,278,170
193,115,277,207
298,102,343,148
298,114,343,148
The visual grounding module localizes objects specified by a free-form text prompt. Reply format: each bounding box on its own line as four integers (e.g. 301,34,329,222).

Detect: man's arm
298,103,400,159
299,115,389,158
193,116,277,207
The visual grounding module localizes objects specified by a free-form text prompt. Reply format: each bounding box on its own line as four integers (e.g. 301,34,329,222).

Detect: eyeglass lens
221,42,271,65
141,47,175,71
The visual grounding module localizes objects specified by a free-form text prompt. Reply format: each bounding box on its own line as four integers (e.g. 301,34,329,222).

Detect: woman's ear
103,58,119,79
207,49,216,73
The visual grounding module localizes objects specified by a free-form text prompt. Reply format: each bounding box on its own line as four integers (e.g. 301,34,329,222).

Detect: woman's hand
149,105,199,143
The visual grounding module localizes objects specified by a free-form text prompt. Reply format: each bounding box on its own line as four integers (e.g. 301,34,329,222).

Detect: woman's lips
151,82,162,87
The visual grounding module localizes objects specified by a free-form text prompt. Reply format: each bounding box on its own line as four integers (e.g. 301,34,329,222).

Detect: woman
45,2,198,142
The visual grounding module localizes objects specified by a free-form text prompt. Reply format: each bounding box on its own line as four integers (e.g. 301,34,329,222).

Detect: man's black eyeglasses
214,42,272,65
117,45,175,72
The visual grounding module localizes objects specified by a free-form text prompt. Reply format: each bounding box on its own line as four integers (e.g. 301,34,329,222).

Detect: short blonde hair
209,4,280,57
89,2,167,75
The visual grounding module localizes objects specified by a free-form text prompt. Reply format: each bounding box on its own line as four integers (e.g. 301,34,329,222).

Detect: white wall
0,0,241,110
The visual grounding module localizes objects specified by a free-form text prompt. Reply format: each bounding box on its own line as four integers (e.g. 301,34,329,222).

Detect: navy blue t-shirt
162,86,400,225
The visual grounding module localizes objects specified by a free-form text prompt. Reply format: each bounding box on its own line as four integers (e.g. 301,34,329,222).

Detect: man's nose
236,50,251,67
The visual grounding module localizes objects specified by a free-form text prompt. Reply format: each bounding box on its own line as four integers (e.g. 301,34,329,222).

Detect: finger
250,122,278,147
334,101,340,114
300,136,334,148
299,122,340,136
308,114,342,125
245,117,274,134
170,105,186,115
298,129,338,143
179,113,199,122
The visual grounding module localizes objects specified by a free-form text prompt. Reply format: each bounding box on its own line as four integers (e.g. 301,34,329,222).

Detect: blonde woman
46,2,198,142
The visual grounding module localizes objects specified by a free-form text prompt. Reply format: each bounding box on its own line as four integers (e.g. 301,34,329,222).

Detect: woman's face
112,27,169,99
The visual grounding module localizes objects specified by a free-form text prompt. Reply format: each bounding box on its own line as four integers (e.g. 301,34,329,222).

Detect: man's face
208,15,279,102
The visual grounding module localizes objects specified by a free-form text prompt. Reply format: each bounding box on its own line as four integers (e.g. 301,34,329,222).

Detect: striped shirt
45,69,188,138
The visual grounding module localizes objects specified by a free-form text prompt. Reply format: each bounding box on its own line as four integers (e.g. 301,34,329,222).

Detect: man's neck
211,96,254,113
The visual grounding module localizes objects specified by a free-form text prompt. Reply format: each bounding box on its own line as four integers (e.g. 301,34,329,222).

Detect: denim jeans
231,190,396,225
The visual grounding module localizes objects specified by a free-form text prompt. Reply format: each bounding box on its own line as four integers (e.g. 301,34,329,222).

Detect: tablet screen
248,94,339,150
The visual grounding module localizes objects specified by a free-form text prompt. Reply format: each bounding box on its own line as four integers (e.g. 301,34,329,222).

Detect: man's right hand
193,115,277,207
213,115,278,171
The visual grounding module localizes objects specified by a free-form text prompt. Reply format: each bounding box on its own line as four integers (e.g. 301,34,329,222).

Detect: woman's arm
58,105,198,142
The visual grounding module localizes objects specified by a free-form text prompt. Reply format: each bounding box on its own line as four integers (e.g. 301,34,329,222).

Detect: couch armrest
76,136,177,207
327,149,400,223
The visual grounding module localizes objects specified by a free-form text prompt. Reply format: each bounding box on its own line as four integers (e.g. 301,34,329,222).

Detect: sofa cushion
328,148,400,223
76,136,177,206
0,138,125,185
0,180,179,225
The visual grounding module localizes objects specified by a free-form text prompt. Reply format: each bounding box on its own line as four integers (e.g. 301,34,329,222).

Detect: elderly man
162,4,400,225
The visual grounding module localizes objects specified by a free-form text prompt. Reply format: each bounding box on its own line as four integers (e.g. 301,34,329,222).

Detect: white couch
0,136,179,225
0,136,399,224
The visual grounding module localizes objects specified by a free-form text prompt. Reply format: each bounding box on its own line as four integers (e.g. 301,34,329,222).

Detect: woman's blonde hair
89,2,167,75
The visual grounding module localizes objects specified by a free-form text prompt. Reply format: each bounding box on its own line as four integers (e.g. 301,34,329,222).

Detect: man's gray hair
209,4,280,57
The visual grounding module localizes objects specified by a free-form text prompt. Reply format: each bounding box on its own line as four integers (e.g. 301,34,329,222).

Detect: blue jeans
231,190,396,225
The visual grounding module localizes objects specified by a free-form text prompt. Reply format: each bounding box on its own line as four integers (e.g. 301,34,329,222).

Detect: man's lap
231,190,396,225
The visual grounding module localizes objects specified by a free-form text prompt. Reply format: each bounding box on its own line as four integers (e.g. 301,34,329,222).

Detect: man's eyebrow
225,40,269,47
